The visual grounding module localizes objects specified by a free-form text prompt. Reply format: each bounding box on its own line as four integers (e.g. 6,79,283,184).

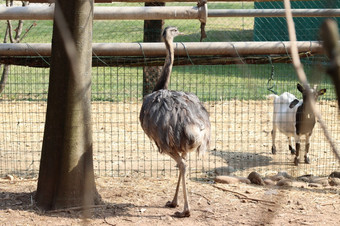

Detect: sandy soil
1,100,340,225
0,176,339,226
1,100,339,179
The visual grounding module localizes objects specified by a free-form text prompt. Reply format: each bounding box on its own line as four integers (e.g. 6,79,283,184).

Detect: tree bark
142,2,164,96
36,0,100,210
0,65,9,94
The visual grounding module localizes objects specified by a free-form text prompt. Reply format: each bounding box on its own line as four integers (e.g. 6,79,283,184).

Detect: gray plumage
139,26,211,217
140,89,210,156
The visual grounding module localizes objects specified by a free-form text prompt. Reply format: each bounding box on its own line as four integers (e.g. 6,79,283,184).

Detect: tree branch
212,184,276,205
284,0,340,164
0,65,9,94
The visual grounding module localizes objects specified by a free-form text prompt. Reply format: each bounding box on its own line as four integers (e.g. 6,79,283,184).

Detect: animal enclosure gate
0,1,340,179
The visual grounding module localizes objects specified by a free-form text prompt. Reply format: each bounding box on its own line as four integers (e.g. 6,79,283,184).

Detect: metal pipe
0,5,54,20
0,42,324,56
1,6,339,21
94,6,201,20
208,9,340,17
0,5,204,20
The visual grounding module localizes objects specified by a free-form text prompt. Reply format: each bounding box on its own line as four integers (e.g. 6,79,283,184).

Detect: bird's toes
165,201,178,208
173,210,190,218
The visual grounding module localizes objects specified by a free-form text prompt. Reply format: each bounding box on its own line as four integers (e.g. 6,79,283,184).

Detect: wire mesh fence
0,1,339,179
1,59,339,178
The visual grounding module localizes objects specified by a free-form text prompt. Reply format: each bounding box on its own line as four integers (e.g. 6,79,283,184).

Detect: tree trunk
0,65,9,94
36,0,100,210
142,2,164,96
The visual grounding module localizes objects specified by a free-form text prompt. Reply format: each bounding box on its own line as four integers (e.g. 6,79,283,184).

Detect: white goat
269,83,326,166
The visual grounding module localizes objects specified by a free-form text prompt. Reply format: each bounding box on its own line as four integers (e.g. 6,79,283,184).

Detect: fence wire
0,0,339,179
1,59,339,178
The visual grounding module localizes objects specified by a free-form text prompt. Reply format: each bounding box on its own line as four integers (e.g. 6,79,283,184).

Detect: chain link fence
0,0,339,179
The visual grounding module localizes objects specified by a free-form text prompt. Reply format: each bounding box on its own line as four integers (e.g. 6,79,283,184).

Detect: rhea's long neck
152,39,174,92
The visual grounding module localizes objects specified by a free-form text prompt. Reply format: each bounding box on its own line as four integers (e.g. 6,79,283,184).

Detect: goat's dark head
297,83,326,103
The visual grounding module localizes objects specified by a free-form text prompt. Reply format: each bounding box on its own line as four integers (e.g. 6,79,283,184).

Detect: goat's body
269,84,326,166
269,91,313,165
271,92,302,137
140,89,210,157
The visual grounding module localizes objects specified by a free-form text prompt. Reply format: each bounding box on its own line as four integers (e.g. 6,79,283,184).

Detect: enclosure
0,0,340,182
1,0,340,225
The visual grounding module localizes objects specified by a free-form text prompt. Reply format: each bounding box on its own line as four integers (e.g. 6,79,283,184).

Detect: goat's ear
289,99,299,108
297,83,304,93
318,89,326,96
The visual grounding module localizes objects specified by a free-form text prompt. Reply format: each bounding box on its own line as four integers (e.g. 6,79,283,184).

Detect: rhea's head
162,26,182,42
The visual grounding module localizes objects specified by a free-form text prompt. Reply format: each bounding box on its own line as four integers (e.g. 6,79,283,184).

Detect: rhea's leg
166,153,182,208
304,134,311,164
174,157,190,218
166,170,180,208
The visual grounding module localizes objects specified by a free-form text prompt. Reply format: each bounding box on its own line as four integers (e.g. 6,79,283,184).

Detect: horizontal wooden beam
0,42,324,57
17,0,310,3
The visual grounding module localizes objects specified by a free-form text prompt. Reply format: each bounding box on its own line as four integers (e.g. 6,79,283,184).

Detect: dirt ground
1,100,339,179
0,175,339,226
1,100,340,225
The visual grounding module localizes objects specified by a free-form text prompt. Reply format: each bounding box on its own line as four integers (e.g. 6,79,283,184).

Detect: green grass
0,2,335,102
2,61,335,102
0,2,255,43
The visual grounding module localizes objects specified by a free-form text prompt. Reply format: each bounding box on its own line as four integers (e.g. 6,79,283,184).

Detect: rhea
139,26,211,217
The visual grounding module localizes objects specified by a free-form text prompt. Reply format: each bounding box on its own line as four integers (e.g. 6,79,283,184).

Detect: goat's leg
288,137,296,154
294,136,301,166
304,134,311,164
271,125,277,154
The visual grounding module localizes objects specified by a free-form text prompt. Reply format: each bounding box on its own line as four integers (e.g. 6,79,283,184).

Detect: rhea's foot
271,146,276,154
173,210,190,218
294,157,299,166
165,201,178,208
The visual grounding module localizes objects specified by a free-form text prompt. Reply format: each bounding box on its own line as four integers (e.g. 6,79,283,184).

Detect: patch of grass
3,61,334,103
0,2,334,102
0,2,255,43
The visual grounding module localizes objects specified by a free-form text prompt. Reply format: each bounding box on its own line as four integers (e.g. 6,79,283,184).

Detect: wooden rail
0,41,324,56
15,0,310,3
